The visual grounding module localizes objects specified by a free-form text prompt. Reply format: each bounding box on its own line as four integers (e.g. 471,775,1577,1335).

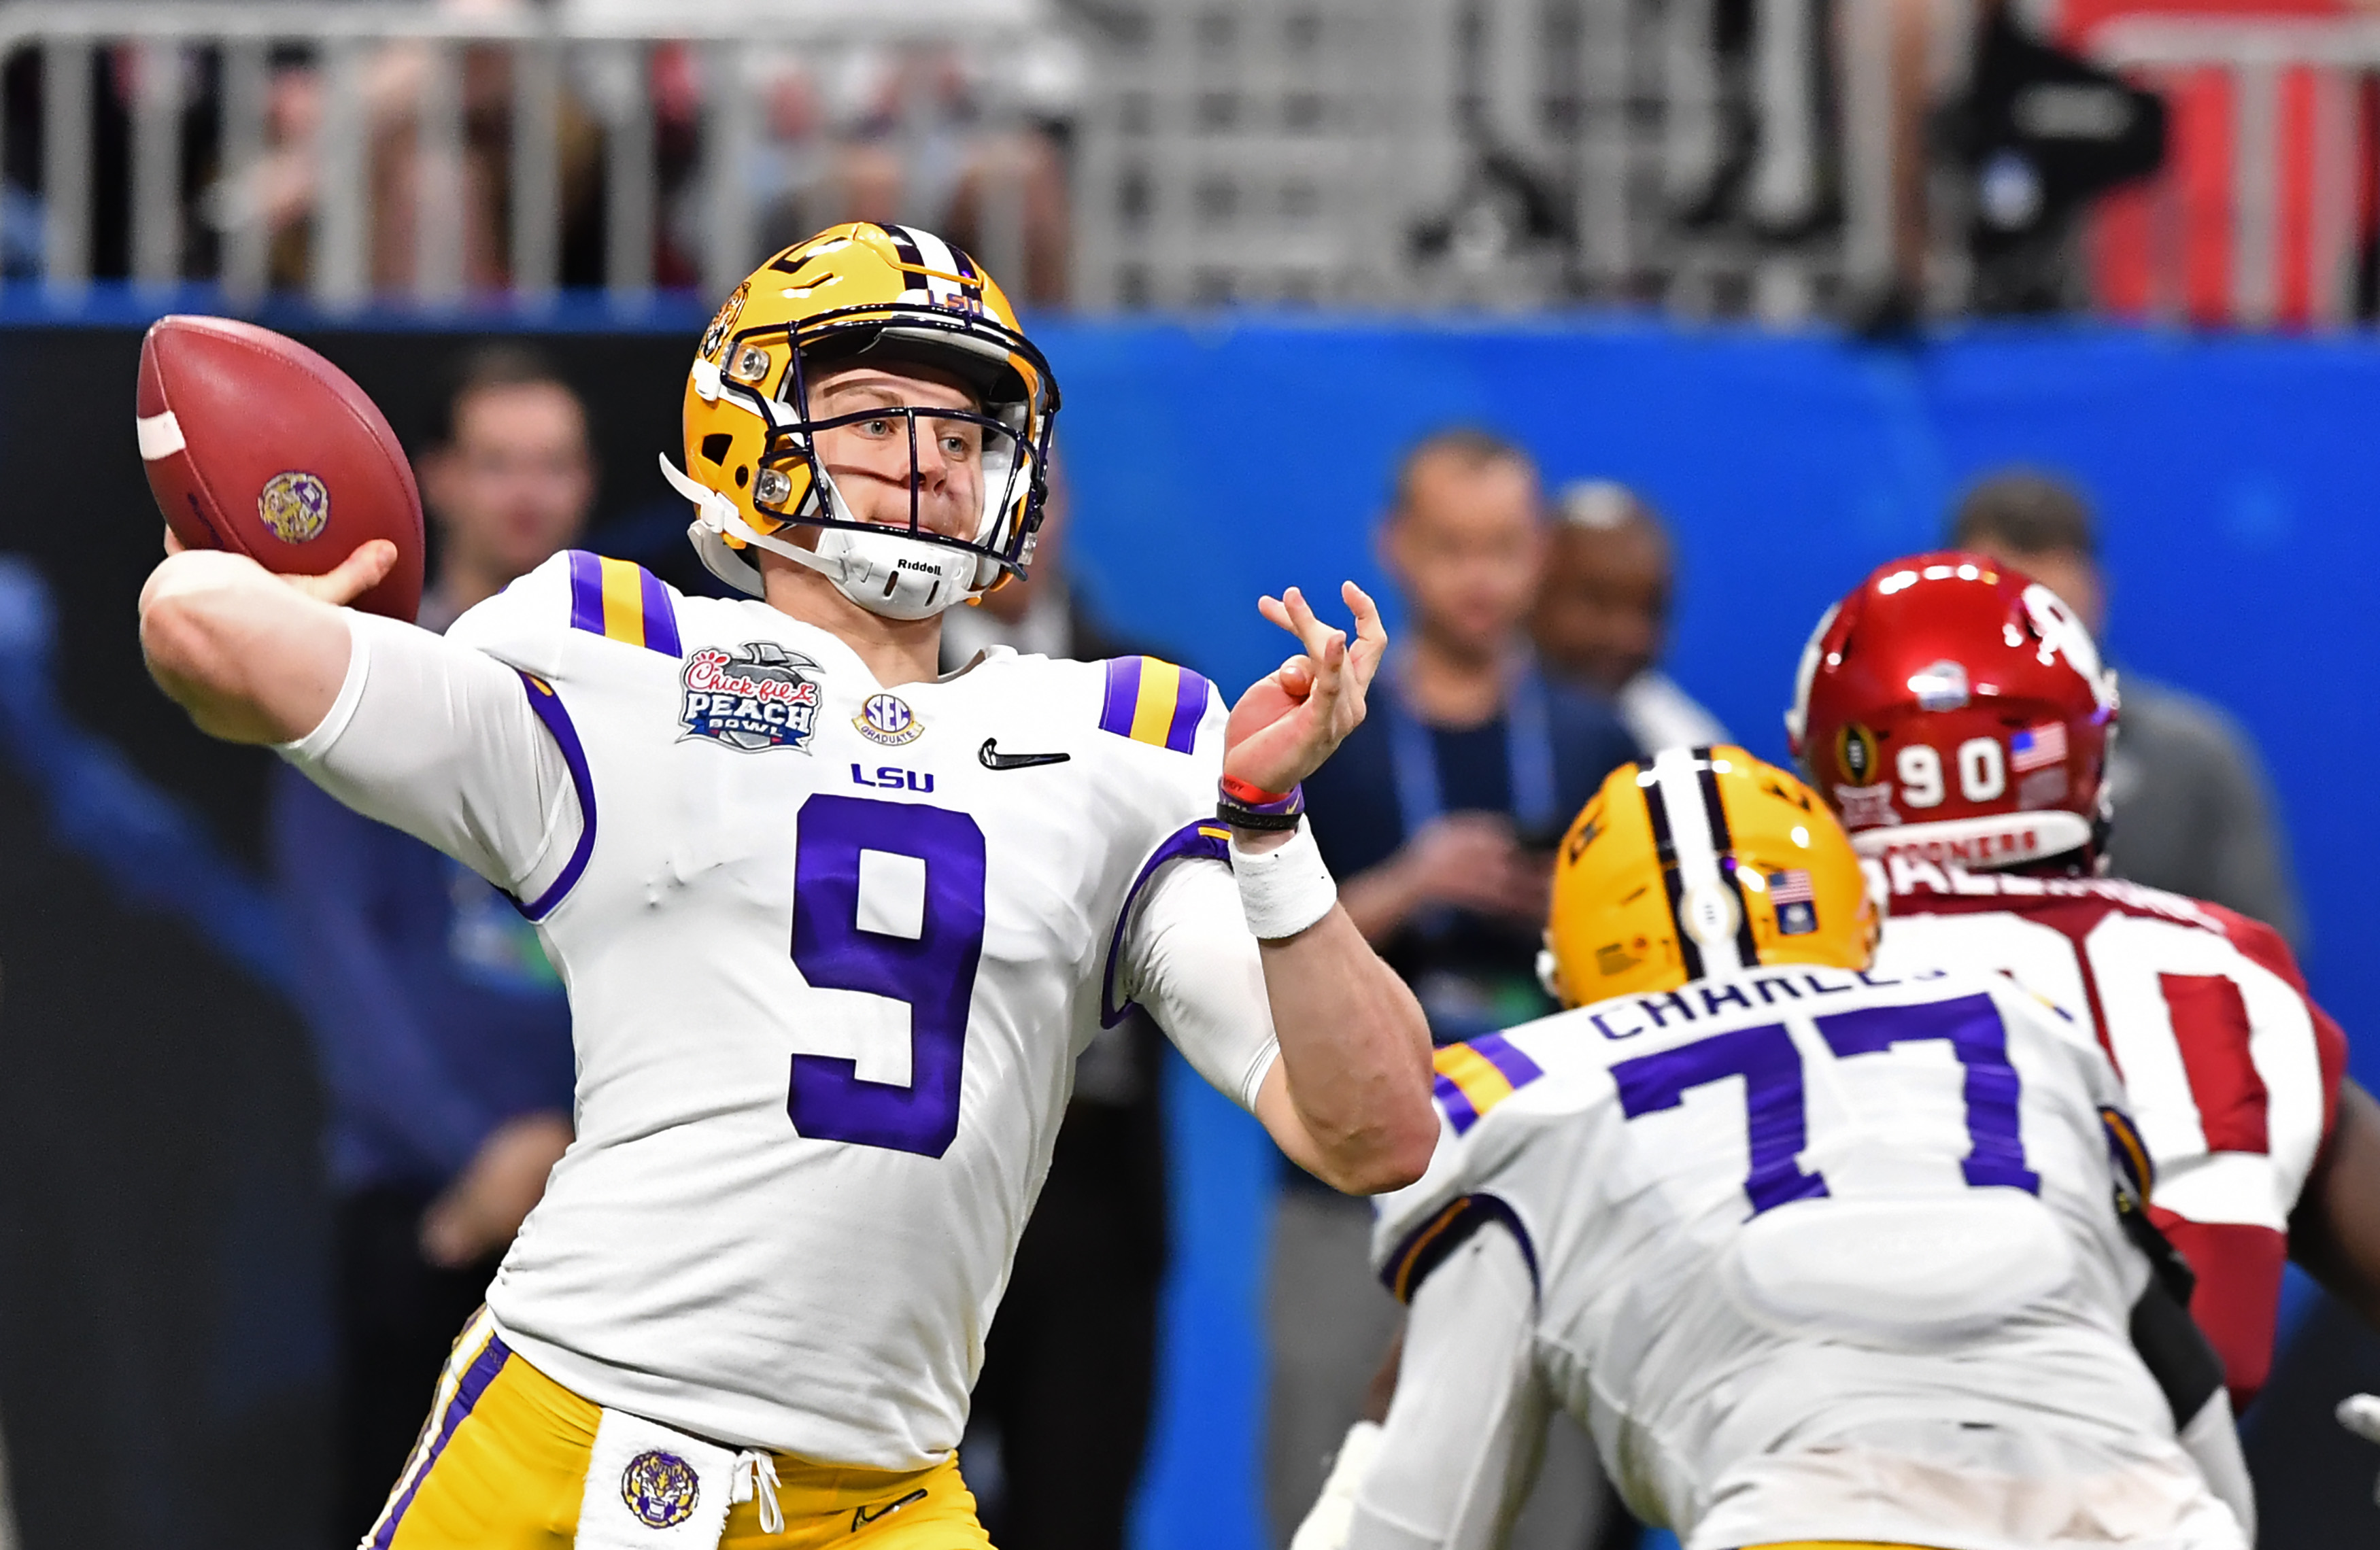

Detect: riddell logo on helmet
895,557,941,574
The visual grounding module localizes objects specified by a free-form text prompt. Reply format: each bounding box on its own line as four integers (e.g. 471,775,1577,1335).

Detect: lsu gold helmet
1542,746,1879,1007
660,222,1059,619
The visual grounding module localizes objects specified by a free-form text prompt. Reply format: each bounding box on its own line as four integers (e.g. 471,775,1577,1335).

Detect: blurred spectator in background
945,457,1168,1550
1951,468,2304,944
1532,479,1727,755
1271,428,1637,1547
272,345,590,1540
568,0,1081,300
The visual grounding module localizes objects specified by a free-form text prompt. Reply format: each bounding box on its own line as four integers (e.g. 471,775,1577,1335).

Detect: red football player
1789,552,2380,1432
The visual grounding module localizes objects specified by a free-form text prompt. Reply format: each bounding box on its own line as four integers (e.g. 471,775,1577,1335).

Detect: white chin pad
815,526,977,621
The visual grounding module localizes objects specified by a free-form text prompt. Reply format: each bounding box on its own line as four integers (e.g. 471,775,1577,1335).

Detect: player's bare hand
1224,581,1388,797
157,527,393,607
420,1112,573,1269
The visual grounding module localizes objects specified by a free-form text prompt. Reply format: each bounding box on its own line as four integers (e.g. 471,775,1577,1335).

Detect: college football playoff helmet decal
1542,746,1878,1006
1786,551,2119,871
663,222,1060,619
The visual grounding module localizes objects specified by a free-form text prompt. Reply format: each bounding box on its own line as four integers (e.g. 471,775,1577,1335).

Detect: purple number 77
1611,1024,1830,1216
1816,993,2041,1193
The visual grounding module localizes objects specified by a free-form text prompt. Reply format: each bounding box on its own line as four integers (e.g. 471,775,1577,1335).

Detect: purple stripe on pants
369,1334,512,1549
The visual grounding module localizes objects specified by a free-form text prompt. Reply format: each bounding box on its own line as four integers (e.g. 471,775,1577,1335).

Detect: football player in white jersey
137,224,1437,1549
1785,553,2380,1419
1298,748,2251,1550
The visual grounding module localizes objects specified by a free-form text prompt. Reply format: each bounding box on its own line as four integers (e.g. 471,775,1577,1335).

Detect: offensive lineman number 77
785,793,987,1158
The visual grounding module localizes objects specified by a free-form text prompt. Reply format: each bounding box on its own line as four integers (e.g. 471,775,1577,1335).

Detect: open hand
1223,581,1388,797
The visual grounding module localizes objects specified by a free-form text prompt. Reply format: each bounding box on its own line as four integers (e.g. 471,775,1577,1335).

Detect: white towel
575,1408,741,1549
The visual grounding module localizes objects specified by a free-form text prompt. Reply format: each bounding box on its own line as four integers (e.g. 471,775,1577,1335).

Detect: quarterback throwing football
139,224,1435,1548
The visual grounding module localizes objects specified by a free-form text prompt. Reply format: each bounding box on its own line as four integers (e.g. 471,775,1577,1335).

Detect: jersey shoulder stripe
564,550,681,657
1433,1033,1546,1135
513,672,596,920
1378,1192,1538,1303
1096,655,1210,753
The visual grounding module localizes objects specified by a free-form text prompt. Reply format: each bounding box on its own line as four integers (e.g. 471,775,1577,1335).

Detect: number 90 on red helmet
1785,551,2120,872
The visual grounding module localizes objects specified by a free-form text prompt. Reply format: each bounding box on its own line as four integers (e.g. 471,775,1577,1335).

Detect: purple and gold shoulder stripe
1098,656,1210,753
567,551,681,657
1432,1033,1545,1135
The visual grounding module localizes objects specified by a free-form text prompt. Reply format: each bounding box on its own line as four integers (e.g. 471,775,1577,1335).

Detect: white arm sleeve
1348,1226,1546,1550
1120,857,1280,1113
276,610,583,899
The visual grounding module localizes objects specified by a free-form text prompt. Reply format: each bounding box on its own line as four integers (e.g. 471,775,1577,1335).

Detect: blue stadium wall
1,302,2376,1549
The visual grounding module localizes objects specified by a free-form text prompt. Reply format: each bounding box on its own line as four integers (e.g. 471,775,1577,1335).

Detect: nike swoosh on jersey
851,1487,929,1530
979,738,1070,771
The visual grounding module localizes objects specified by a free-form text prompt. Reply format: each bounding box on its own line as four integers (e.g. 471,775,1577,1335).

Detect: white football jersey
1370,962,2240,1550
285,551,1278,1468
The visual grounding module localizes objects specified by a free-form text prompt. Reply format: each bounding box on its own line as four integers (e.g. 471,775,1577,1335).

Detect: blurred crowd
0,0,2251,320
0,0,1083,304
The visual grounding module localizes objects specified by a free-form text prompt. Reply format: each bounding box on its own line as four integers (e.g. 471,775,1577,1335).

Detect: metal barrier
0,0,1060,311
2091,15,2376,329
1066,0,1833,315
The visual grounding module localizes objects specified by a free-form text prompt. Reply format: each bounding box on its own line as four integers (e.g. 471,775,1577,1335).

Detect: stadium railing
2093,14,2379,329
0,0,1059,313
1068,0,1842,317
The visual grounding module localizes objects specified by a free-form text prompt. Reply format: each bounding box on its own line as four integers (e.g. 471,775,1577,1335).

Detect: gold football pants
365,1310,993,1549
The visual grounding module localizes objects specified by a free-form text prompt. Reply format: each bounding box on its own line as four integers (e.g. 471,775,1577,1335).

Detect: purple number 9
788,794,987,1158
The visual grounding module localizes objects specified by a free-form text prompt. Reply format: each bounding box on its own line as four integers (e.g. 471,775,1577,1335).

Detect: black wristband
1215,800,1304,831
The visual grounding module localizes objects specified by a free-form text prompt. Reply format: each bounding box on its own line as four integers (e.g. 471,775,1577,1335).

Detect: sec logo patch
855,692,925,746
620,1448,698,1528
257,470,329,543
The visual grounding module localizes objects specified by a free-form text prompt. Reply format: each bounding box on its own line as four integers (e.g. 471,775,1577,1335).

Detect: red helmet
1786,551,2119,870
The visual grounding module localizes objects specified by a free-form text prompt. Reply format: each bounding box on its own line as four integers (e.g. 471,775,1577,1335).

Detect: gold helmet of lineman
660,222,1059,619
1541,746,1880,1007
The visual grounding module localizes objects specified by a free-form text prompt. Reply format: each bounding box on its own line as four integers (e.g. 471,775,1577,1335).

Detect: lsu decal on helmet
660,222,1059,620
1542,746,1878,1005
1786,551,2118,872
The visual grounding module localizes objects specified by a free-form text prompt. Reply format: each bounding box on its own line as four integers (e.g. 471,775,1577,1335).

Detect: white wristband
1232,819,1338,940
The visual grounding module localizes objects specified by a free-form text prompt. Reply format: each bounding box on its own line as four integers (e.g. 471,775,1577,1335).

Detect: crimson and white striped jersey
1870,857,2348,1405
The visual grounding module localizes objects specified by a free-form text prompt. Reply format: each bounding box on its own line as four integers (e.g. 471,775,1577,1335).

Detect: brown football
137,315,424,621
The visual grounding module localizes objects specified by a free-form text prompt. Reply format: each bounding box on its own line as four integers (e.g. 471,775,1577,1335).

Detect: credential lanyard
1385,658,1559,838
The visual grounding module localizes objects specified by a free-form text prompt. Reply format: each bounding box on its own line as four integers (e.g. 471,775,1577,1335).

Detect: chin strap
660,453,849,591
